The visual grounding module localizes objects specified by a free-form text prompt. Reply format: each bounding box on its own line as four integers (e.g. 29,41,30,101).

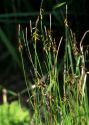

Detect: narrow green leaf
8,90,17,96
0,28,20,65
53,2,66,10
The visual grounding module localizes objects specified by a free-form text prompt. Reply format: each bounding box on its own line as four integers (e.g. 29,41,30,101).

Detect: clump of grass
18,4,89,125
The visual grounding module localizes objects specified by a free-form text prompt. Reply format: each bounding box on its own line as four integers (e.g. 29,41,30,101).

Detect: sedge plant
18,4,89,125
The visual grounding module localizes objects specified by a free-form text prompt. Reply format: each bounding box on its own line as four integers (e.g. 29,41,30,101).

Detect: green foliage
0,101,30,125
18,4,89,124
0,1,89,125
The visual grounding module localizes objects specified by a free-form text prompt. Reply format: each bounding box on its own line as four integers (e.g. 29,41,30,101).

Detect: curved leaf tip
53,2,66,10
